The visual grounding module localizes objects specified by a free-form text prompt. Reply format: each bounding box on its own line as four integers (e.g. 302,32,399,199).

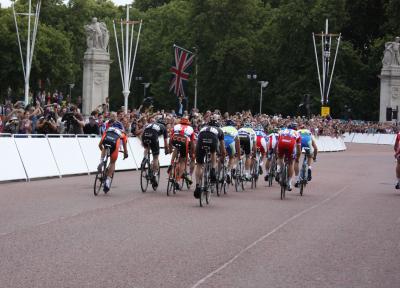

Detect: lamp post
142,82,150,99
247,70,257,112
258,81,269,114
68,83,75,100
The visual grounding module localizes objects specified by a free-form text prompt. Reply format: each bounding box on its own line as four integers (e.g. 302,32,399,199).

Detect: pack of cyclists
96,112,319,198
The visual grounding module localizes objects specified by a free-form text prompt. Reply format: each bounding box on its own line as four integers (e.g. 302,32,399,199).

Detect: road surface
0,143,399,288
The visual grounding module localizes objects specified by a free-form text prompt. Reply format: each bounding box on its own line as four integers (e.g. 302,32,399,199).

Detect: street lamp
258,81,269,114
247,70,257,111
142,82,150,99
69,83,75,100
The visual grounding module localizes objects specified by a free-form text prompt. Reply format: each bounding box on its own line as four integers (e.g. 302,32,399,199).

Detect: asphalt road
0,143,399,288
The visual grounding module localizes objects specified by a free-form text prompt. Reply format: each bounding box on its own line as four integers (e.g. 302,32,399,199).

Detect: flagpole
173,44,194,55
194,47,198,110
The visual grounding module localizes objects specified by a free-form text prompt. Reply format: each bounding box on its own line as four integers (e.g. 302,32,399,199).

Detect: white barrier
1,134,346,182
47,135,89,176
344,133,396,145
0,135,27,181
14,135,60,179
377,134,396,145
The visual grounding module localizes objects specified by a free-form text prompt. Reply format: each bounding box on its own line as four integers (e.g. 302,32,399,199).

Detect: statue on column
84,17,109,51
382,37,400,67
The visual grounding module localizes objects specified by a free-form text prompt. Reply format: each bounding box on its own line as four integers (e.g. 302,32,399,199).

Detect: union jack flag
169,45,195,98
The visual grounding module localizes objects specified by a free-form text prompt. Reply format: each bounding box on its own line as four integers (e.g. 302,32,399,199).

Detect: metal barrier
344,133,396,145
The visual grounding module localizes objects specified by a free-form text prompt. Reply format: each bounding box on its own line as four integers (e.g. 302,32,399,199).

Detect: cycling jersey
222,126,239,156
170,124,195,158
277,128,301,159
298,129,315,154
100,127,128,162
255,130,268,155
196,126,224,164
142,123,168,156
238,127,256,155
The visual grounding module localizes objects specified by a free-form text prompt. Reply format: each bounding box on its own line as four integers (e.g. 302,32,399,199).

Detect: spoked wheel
140,161,150,193
216,168,222,197
300,181,304,196
280,166,287,200
251,164,258,189
268,170,274,187
206,185,212,204
94,171,104,196
234,168,240,192
222,167,227,195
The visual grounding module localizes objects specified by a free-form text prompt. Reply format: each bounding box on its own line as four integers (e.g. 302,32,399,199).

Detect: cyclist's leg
104,140,119,191
194,143,205,197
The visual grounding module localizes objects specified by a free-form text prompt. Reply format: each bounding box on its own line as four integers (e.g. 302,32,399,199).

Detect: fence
0,134,346,182
343,133,396,145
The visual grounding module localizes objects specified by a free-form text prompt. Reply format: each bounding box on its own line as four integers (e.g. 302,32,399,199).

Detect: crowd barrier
343,133,396,145
0,134,345,182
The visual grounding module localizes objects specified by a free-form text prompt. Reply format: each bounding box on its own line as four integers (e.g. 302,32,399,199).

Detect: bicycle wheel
93,171,103,196
240,162,245,191
200,165,208,207
280,165,287,200
251,163,257,189
216,166,222,197
222,166,227,194
167,163,175,196
140,159,150,193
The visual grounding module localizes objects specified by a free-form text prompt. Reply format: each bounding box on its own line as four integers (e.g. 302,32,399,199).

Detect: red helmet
180,117,190,125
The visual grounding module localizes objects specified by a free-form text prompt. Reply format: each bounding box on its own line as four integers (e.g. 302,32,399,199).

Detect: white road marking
190,185,348,288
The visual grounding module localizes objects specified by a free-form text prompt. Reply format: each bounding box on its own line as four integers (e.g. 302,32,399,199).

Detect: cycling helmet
243,121,253,128
254,124,264,131
288,122,298,130
225,119,235,127
180,117,190,125
111,121,124,131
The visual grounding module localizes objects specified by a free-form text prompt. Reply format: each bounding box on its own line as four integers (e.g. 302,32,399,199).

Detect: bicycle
140,140,162,193
94,144,114,196
279,155,290,200
199,146,216,207
251,149,261,189
298,147,310,196
216,156,228,196
234,153,245,192
167,142,189,196
267,151,277,187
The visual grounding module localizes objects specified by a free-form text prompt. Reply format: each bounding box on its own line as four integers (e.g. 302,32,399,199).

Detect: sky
0,0,132,8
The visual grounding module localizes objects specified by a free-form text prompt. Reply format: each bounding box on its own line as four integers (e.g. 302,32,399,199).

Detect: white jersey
172,124,195,141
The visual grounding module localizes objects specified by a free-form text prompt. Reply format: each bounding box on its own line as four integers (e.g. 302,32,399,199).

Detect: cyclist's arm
311,138,318,160
98,133,106,150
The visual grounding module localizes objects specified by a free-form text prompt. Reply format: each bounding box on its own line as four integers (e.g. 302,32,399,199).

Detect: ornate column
82,18,111,116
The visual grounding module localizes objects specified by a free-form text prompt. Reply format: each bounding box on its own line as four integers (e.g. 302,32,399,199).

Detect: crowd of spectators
0,91,398,137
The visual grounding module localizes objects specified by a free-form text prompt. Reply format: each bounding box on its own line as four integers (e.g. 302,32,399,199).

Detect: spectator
62,105,84,135
36,113,58,134
83,116,100,135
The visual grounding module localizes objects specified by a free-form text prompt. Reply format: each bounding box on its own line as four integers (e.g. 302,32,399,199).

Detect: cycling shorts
142,128,160,156
196,131,218,164
256,135,267,155
101,131,121,162
239,134,253,156
277,136,296,160
224,135,236,157
172,134,189,158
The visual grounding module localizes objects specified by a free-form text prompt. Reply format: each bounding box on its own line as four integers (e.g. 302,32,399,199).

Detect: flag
169,45,195,98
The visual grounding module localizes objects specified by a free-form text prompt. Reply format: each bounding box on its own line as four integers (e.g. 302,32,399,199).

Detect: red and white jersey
278,128,301,144
171,124,195,142
268,133,279,150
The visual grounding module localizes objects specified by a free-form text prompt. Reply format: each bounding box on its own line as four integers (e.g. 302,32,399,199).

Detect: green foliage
0,0,395,120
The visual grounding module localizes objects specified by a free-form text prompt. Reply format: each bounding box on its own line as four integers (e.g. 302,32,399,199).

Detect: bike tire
216,167,221,197
280,166,287,200
167,164,175,196
93,171,103,196
140,160,149,193
153,166,160,192
300,182,304,196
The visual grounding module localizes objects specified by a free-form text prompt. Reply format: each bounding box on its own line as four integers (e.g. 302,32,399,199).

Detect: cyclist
238,122,257,181
141,117,169,187
294,126,318,187
97,121,128,192
254,124,268,176
394,131,400,189
194,115,226,199
222,119,241,184
168,116,195,189
276,123,301,191
264,128,279,181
